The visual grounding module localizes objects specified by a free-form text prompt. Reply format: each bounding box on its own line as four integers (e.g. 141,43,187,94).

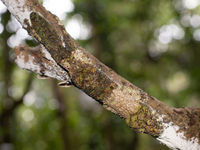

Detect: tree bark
1,0,200,149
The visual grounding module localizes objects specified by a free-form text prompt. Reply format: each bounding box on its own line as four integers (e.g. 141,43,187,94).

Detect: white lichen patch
41,45,54,61
1,0,33,27
157,122,200,150
72,49,93,65
42,59,69,81
156,114,165,122
15,53,41,74
105,86,141,119
61,35,66,48
15,46,70,82
122,86,141,101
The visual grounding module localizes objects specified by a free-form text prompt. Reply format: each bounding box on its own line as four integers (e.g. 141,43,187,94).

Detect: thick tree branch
2,0,200,149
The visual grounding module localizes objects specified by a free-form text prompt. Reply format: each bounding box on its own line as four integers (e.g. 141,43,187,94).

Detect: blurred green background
0,0,200,149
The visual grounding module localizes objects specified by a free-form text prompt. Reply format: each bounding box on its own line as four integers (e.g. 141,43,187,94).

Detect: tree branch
2,0,200,149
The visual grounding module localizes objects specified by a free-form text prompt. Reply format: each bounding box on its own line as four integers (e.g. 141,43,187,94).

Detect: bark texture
1,0,200,149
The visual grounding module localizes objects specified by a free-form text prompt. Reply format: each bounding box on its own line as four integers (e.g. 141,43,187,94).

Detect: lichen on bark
170,108,200,144
126,104,162,137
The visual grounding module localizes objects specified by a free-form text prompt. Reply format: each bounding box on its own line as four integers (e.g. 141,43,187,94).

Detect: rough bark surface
2,0,200,149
